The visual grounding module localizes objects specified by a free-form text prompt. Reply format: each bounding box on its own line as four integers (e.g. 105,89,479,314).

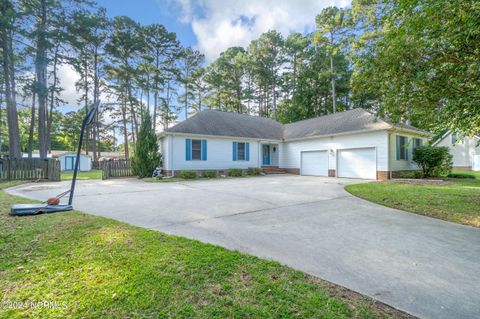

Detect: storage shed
57,152,92,171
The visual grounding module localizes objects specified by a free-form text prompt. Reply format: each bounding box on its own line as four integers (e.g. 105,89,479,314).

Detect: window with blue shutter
233,142,238,161
201,140,207,161
185,139,191,161
396,135,408,160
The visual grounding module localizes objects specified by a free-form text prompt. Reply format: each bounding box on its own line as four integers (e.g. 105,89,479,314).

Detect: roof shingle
166,110,283,140
164,108,426,140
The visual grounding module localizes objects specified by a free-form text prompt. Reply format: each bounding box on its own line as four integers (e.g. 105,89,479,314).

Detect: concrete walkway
7,175,480,319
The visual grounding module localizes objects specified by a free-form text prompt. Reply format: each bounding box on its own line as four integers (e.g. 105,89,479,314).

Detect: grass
61,169,102,180
345,169,480,227
0,182,410,318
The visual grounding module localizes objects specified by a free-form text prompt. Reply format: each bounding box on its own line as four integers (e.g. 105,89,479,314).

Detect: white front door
301,151,328,176
337,148,376,179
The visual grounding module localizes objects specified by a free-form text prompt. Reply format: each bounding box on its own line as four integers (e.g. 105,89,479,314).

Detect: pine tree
131,111,160,177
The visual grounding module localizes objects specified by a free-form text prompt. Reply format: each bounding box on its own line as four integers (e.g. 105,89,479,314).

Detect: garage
301,151,328,176
337,148,376,179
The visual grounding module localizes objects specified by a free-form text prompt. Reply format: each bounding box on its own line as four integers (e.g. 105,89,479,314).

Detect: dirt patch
22,184,61,191
390,179,449,186
240,271,252,287
323,281,417,319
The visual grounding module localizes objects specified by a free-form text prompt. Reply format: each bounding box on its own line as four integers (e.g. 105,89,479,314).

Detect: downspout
388,132,392,179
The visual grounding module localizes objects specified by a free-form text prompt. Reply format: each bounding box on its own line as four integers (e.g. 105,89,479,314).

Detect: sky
59,0,350,114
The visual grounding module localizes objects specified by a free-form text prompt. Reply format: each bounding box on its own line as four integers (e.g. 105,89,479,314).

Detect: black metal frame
68,101,100,205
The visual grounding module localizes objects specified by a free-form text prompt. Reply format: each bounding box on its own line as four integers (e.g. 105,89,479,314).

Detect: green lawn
0,182,409,318
61,169,102,180
345,170,480,227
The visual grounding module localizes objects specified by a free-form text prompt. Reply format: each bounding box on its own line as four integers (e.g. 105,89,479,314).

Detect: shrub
179,170,197,179
228,168,243,177
412,146,453,178
203,170,217,178
131,111,161,178
392,170,423,179
447,173,475,179
247,167,262,175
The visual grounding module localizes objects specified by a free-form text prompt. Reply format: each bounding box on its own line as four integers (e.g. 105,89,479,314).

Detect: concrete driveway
7,175,480,319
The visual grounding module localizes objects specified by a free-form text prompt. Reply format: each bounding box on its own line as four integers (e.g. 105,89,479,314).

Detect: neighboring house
97,152,126,161
56,152,92,171
21,153,53,158
159,108,428,180
433,131,480,170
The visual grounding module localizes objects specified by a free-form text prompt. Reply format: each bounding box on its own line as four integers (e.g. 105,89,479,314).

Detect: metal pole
68,117,88,205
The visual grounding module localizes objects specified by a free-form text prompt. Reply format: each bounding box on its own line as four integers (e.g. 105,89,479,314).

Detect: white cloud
176,0,351,62
57,63,82,111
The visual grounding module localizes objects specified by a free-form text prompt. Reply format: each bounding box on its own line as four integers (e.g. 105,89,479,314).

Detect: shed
57,152,92,171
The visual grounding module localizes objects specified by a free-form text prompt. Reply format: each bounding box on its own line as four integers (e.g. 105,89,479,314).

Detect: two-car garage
300,147,376,180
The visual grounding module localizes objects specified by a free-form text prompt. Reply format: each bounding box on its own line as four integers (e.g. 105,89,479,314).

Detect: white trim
284,128,388,142
163,131,280,143
162,127,427,143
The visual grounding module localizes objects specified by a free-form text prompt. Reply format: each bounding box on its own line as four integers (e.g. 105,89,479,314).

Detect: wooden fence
102,159,133,180
0,158,61,181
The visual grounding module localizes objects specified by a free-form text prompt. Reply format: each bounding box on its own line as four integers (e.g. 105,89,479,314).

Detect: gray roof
166,110,283,140
165,108,426,140
283,108,392,140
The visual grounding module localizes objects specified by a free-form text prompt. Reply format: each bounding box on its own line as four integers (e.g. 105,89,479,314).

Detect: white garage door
337,148,376,179
301,151,328,176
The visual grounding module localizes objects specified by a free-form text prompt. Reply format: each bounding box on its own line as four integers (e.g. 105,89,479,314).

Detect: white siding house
433,131,480,169
159,109,428,180
57,152,92,171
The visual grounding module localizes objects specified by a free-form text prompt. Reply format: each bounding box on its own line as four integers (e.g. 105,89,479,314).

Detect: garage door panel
301,151,328,176
337,148,376,179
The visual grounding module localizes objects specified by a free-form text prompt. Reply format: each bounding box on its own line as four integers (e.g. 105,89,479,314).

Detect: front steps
262,167,287,174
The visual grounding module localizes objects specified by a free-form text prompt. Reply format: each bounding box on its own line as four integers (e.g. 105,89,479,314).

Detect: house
56,152,92,171
159,108,428,180
432,131,480,170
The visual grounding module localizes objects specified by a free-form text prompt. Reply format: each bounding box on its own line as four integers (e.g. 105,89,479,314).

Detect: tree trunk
0,6,21,158
84,58,89,155
28,92,36,158
92,46,100,162
330,33,336,113
47,43,60,153
35,0,48,158
121,95,129,159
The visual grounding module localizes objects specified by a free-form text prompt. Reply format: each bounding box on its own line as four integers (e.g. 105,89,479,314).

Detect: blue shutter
246,143,250,161
186,139,191,161
201,140,207,161
396,136,400,160
233,142,238,161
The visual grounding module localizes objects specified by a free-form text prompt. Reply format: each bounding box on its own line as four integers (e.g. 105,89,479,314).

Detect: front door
262,144,270,165
66,156,76,171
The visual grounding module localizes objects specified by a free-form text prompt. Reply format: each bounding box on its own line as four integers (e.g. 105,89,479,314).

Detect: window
233,142,249,161
191,139,202,160
413,138,423,150
396,135,408,160
237,142,246,161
